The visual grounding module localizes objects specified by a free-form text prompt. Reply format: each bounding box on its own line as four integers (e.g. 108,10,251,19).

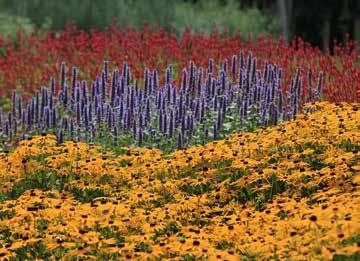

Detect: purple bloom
44,107,50,129
222,59,227,74
71,67,77,100
239,51,244,69
317,71,323,99
12,90,17,118
60,62,66,89
181,69,187,92
51,76,56,95
231,55,237,78
208,58,214,74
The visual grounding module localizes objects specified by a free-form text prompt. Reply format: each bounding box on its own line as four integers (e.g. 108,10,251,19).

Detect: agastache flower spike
71,67,77,101
7,112,12,130
221,70,226,92
165,67,171,86
132,119,137,138
26,105,31,127
104,61,109,79
168,110,174,138
91,82,96,101
44,107,50,129
197,67,203,95
51,76,56,95
4,121,9,137
75,84,80,103
126,66,131,86
84,105,89,128
181,69,187,92
12,90,16,118
63,85,68,107
153,69,159,90
76,102,81,125
17,96,22,120
101,71,106,102
317,71,323,99
208,58,214,74
239,51,245,69
52,108,57,129
81,80,87,102
222,59,227,74
13,119,17,135
60,62,66,89
21,109,25,128
122,62,127,79
231,55,237,78
144,69,150,96
189,60,195,90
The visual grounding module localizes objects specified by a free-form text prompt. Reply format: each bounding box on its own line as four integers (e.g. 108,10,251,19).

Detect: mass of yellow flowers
0,102,359,260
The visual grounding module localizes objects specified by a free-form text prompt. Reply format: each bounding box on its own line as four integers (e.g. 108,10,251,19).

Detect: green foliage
215,240,235,250
152,222,181,242
93,225,125,246
181,254,197,261
338,140,360,153
173,0,280,38
69,187,107,203
36,218,49,231
10,241,52,260
179,182,214,196
0,209,15,220
341,234,360,247
7,170,78,200
0,13,34,39
331,252,360,261
0,0,279,40
134,241,152,253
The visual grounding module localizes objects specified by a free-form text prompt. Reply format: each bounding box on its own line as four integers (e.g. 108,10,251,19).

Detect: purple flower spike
222,59,228,74
60,62,66,89
44,107,50,129
12,90,16,118
51,76,56,95
208,58,214,74
104,61,109,79
71,67,77,98
231,55,237,78
181,69,187,92
239,51,245,69
317,71,323,99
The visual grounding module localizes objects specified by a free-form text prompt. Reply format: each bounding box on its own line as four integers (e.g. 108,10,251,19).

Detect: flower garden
0,25,359,260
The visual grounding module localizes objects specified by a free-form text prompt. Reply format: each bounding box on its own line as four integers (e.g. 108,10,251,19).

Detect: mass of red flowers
0,22,359,102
